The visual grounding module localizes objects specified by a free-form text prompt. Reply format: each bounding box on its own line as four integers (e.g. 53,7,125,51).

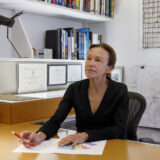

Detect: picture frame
111,67,123,83
18,63,47,93
47,64,67,86
67,64,82,83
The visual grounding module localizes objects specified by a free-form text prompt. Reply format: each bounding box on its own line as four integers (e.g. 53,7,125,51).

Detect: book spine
94,0,98,14
89,31,92,46
58,28,63,59
76,0,79,9
71,37,74,59
65,31,68,59
57,29,61,59
71,28,77,60
83,0,86,11
89,0,94,13
112,0,114,17
83,33,86,59
62,30,65,59
86,0,89,12
98,0,101,15
77,32,80,59
109,0,112,17
68,0,72,7
68,37,71,59
55,0,58,4
45,30,59,59
79,0,83,11
105,0,110,17
72,0,76,9
64,0,67,6
101,0,105,15
61,0,65,6
79,33,83,59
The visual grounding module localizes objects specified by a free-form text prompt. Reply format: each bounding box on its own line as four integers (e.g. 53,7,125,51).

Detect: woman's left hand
57,132,89,146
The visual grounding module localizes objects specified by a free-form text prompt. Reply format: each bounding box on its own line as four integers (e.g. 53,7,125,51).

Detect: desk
0,120,160,160
0,90,74,124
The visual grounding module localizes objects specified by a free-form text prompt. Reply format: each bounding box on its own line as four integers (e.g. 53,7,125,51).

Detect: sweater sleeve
86,85,129,141
37,84,73,139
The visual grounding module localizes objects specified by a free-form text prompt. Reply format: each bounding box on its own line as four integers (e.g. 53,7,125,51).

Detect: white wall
105,0,160,67
0,8,82,57
103,0,160,129
0,8,13,57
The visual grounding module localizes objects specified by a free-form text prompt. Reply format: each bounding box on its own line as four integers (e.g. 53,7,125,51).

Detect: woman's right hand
20,131,47,147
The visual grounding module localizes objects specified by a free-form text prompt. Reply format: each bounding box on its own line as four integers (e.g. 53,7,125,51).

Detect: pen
11,131,35,147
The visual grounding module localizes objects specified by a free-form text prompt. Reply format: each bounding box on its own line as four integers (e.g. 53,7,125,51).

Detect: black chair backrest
127,91,146,140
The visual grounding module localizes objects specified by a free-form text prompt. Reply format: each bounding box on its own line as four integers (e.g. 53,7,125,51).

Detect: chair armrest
139,137,156,144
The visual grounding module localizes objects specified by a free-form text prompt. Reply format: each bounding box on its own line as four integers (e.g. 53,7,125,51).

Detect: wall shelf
0,0,112,23
0,57,85,63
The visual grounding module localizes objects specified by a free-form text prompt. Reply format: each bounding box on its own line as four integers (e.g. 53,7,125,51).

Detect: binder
45,30,61,59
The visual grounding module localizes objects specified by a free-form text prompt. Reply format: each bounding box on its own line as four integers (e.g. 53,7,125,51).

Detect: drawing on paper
58,142,96,150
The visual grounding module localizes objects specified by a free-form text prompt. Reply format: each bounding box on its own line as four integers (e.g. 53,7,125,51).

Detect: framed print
18,63,47,93
111,67,123,83
67,64,82,82
47,64,67,86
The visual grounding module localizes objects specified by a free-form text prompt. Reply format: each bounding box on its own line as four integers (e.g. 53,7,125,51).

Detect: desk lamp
0,11,23,57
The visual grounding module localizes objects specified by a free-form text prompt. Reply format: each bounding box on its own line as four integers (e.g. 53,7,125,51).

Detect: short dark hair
89,43,117,69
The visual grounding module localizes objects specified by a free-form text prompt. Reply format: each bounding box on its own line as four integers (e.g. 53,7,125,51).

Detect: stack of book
39,0,114,17
45,27,102,60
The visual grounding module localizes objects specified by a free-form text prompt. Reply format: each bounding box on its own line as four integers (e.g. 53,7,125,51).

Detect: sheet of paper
13,138,106,155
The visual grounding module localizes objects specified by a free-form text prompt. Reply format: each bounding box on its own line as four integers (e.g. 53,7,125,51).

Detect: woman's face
85,47,113,79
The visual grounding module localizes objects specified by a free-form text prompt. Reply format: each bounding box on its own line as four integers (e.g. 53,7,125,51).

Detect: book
89,0,94,13
100,0,105,15
64,27,77,60
45,30,61,59
105,0,110,17
76,0,79,9
65,30,68,59
79,0,83,11
68,0,72,8
62,29,65,59
94,0,99,14
109,0,113,17
77,28,90,59
83,0,86,11
68,36,72,59
72,0,76,9
86,0,89,12
112,0,114,17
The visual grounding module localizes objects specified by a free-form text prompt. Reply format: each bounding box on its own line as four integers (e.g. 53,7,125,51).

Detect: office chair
126,91,146,140
127,91,156,144
61,91,150,140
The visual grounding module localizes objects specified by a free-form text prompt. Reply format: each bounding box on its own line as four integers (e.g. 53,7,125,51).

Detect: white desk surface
0,90,65,103
18,90,65,99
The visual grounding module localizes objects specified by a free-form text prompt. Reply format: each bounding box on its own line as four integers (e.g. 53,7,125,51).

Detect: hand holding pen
12,131,35,147
12,131,47,147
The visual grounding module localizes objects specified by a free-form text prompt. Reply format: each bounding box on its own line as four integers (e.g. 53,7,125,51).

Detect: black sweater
38,79,129,141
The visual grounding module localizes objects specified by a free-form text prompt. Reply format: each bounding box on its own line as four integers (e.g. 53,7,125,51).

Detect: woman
20,43,129,147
